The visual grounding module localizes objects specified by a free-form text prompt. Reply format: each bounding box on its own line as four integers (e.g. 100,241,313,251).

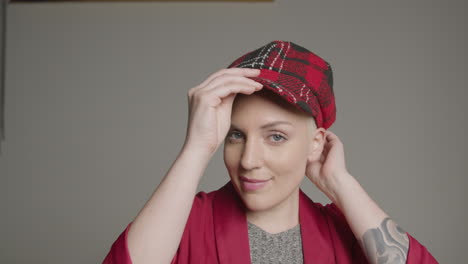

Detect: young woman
103,40,437,264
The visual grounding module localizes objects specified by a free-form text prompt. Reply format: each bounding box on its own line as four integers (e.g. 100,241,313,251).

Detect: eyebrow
231,121,294,130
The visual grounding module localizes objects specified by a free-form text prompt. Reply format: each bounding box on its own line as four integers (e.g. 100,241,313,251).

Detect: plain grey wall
1,0,467,263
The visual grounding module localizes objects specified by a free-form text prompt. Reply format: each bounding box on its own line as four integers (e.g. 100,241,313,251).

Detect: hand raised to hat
123,69,263,264
305,130,351,204
304,132,414,264
183,68,263,158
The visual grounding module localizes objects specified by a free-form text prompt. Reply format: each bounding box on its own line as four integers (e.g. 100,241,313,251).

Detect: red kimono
103,181,438,263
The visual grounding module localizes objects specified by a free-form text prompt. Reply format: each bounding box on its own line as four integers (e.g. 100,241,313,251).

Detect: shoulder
298,189,347,222
192,183,227,204
299,191,367,260
320,203,354,236
188,182,233,217
321,202,348,223
299,190,355,241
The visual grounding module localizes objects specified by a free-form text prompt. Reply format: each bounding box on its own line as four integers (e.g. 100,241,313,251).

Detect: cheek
223,145,241,176
266,140,309,178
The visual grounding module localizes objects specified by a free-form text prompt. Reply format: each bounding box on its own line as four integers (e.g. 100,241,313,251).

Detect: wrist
163,142,214,185
180,141,216,164
328,172,359,210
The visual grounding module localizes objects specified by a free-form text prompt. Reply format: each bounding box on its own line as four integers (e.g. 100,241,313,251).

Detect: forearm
332,173,409,264
127,145,212,264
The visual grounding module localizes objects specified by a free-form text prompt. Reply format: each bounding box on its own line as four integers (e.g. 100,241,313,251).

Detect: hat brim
246,76,317,118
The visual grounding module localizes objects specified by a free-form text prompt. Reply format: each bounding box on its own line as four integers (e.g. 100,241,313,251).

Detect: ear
308,127,326,163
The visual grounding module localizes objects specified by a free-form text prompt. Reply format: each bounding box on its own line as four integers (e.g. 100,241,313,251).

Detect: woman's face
223,90,323,212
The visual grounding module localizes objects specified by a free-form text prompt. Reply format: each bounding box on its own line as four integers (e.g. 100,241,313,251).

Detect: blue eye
227,131,244,142
232,131,243,139
270,134,286,142
227,131,286,144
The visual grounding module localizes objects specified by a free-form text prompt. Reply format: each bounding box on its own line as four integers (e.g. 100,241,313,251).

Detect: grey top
248,221,304,264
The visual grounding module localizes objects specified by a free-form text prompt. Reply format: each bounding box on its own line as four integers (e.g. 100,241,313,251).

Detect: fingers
188,68,264,108
320,131,340,158
198,68,260,88
324,130,342,144
194,82,262,108
210,81,262,100
202,74,263,93
188,68,261,98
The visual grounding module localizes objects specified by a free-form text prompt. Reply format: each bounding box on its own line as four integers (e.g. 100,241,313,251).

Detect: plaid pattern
227,40,336,129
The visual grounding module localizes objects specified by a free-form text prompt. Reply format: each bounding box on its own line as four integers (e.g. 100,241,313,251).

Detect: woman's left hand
305,130,351,203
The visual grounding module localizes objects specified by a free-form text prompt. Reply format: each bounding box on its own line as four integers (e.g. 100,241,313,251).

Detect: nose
240,136,263,171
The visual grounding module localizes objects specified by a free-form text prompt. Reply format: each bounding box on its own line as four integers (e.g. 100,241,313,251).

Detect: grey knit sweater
248,221,304,264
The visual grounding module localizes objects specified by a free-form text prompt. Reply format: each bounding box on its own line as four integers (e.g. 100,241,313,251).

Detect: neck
246,187,300,234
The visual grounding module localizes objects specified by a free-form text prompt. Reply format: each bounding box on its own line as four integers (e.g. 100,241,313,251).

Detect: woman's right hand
183,67,263,157
122,68,263,264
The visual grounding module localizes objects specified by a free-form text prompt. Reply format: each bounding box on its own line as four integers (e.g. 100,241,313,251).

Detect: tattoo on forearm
359,217,409,264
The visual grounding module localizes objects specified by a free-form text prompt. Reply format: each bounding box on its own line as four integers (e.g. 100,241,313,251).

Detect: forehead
231,90,310,125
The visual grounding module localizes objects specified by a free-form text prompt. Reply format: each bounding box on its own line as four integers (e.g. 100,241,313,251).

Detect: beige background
2,0,467,263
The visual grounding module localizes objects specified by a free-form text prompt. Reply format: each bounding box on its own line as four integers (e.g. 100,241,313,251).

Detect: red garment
103,181,438,263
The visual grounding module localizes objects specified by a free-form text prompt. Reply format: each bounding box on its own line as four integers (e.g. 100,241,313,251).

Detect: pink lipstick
240,176,270,191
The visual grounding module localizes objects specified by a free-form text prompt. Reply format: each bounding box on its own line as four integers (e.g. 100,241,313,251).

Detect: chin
241,195,278,212
232,182,280,212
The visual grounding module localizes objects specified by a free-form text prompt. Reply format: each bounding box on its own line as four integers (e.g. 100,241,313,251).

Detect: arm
107,68,263,264
332,173,409,263
126,145,211,264
306,130,409,264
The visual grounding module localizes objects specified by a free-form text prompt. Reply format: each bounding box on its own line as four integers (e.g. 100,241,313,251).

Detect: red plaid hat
227,40,336,129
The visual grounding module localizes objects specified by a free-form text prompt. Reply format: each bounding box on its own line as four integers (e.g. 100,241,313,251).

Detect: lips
240,176,270,183
239,176,271,191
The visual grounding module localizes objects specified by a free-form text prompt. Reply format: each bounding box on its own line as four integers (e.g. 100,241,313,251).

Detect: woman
103,40,437,264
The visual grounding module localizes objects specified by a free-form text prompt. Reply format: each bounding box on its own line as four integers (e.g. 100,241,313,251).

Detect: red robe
103,181,438,263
